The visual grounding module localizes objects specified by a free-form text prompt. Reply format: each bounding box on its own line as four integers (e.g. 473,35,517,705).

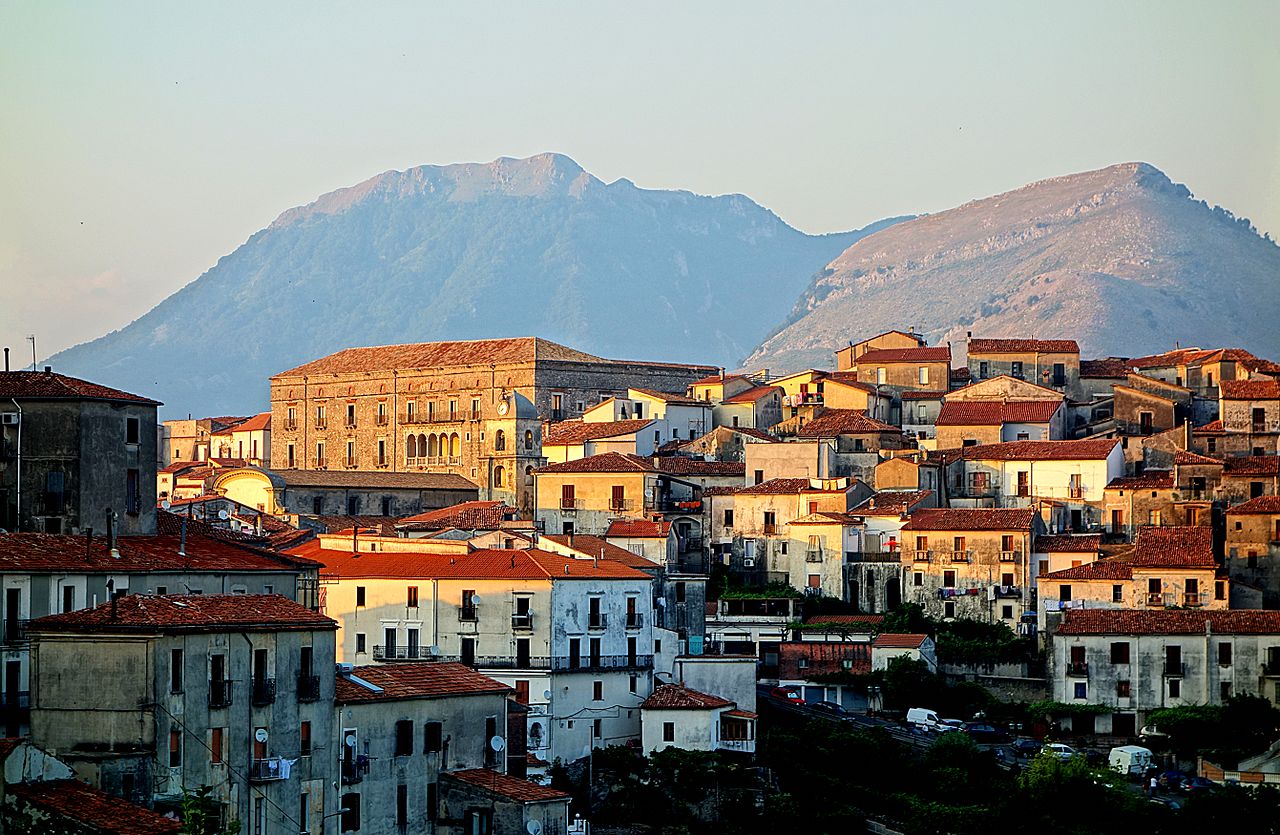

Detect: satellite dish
489,736,506,753
161,500,171,511
217,509,230,521
527,822,543,835
542,690,552,701
345,734,358,748
255,729,269,744
470,595,482,605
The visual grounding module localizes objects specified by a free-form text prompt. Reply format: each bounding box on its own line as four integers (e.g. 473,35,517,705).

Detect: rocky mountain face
49,153,893,416
746,162,1280,372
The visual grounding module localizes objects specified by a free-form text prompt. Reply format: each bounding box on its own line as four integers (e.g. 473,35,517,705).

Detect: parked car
964,722,1011,744
1011,738,1043,757
907,707,942,731
809,700,850,718
1084,749,1105,766
770,686,804,704
938,718,966,731
1044,743,1078,760
1159,770,1189,791
1180,777,1215,794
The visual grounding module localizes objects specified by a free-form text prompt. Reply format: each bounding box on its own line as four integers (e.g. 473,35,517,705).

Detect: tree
177,786,240,835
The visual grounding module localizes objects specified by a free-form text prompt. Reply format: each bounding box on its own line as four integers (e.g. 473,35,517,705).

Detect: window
341,792,360,832
1112,584,1123,603
315,442,326,466
126,469,141,515
346,403,356,427
1110,642,1129,664
382,496,392,515
1169,679,1181,698
210,727,223,763
919,366,929,385
630,675,638,694
1215,580,1226,601
913,572,923,587
1073,682,1087,699
876,367,886,384
1219,643,1233,666
1010,361,1023,379
943,601,955,618
1208,437,1217,452
170,648,183,693
377,439,386,466
125,417,140,445
1001,605,1013,619
61,585,74,613
424,721,443,753
1116,680,1131,698
593,718,602,739
663,722,675,742
356,587,366,607
462,589,478,621
763,511,776,532
723,509,734,528
300,721,312,756
396,784,408,829
395,720,413,756
754,469,764,485
1059,584,1072,602
978,361,989,378
653,638,662,654
287,443,296,467
355,633,366,654
169,729,182,767
407,586,419,608
943,570,956,588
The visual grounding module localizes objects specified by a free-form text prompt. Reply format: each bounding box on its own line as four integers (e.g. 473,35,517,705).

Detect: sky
1,1,1277,359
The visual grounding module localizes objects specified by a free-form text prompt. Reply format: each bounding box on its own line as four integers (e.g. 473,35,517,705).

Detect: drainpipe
9,398,20,531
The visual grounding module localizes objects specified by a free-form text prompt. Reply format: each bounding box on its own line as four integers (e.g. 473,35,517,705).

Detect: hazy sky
2,1,1277,358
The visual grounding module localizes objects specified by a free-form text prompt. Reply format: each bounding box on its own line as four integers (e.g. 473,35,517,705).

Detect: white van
907,707,942,731
1109,745,1153,776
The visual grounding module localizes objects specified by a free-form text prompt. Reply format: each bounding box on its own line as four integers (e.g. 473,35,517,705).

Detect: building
639,683,756,755
437,768,570,835
1112,374,1193,437
837,346,952,394
269,337,715,513
208,412,272,465
1031,533,1103,578
833,330,930,373
28,594,338,832
935,399,1066,447
1226,496,1280,608
0,369,161,535
1219,380,1280,456
965,338,1082,401
333,662,514,834
1049,608,1280,737
160,415,248,466
900,390,948,440
274,469,479,517
871,633,937,672
1222,456,1280,504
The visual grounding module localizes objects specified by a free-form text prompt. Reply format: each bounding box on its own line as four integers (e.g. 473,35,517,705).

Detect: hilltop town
1,328,1279,833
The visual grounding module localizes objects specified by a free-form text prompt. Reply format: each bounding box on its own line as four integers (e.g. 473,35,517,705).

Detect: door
885,578,901,611
516,638,530,669
461,637,476,667
1017,471,1029,497
1111,509,1123,532
4,660,19,736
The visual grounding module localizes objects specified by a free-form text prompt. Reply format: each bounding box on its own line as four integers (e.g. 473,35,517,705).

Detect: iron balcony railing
312,457,328,469
441,654,654,672
849,551,901,563
283,420,298,431
297,675,321,702
373,645,431,661
625,612,644,629
560,498,581,510
609,499,636,512
341,757,369,785
1262,660,1280,677
906,550,932,563
994,586,1021,599
459,606,478,622
374,414,389,426
942,550,972,564
588,613,608,630
999,550,1022,563
1067,661,1088,677
1163,661,1186,677
314,419,327,430
805,549,824,563
511,613,534,630
251,678,277,706
249,757,288,782
344,457,358,468
208,680,232,709
1,620,29,647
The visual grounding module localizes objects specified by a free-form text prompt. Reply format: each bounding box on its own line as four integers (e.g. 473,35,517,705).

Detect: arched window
418,434,427,458
525,465,534,482
493,466,505,488
428,434,438,458
524,430,534,450
406,434,417,458
450,434,461,457
494,430,506,451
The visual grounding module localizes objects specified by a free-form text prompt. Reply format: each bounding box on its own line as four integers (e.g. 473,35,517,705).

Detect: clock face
498,401,509,415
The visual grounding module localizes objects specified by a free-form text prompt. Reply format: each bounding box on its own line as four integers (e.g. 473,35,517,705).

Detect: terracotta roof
1035,534,1102,553
729,426,781,442
901,390,948,401
798,409,898,437
1223,456,1280,476
824,372,878,393
0,370,160,405
968,339,1079,354
724,709,757,719
605,518,672,538
231,412,272,432
641,683,733,710
778,641,871,679
736,477,851,495
1041,559,1133,581
631,387,705,406
701,486,740,496
850,490,933,516
901,508,1037,531
534,452,654,474
1173,450,1223,466
540,534,660,569
276,337,607,376
959,438,1120,461
788,511,859,525
1130,526,1215,568
936,400,1061,426
691,373,745,387
444,769,570,803
1057,608,1280,636
396,501,517,532
7,779,180,834
1220,380,1280,401
854,347,951,364
950,367,972,383
29,594,336,634
1106,471,1175,490
1194,419,1227,435
1227,496,1280,514
803,614,884,627
335,662,510,703
1127,347,1246,370
313,515,401,536
301,546,652,581
654,458,746,477
543,418,654,445
275,469,478,490
723,385,782,404
872,633,929,649
1080,358,1133,378
160,460,202,474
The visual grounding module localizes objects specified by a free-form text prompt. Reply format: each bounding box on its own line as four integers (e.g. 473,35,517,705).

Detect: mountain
49,153,900,417
746,162,1280,372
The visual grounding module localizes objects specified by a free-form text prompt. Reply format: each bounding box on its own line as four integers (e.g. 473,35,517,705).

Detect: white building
640,683,756,755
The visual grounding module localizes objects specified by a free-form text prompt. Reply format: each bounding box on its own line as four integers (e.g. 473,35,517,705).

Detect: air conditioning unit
0,413,18,425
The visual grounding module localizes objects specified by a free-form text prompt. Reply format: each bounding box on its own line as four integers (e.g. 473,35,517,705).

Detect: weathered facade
966,338,1082,402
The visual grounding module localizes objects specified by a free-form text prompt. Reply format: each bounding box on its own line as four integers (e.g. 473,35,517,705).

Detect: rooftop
872,633,929,649
630,387,707,406
444,768,571,804
1227,496,1280,515
295,545,652,582
396,501,517,532
1080,358,1134,379
29,594,336,635
1034,534,1102,553
7,779,180,835
854,346,952,364
1106,471,1175,490
274,469,478,491
797,409,898,437
722,385,782,404
1223,456,1280,477
1058,608,1280,636
540,534,660,569
534,451,654,474
335,662,510,703
641,683,733,710
1040,559,1133,581
543,418,654,446
0,369,160,405
736,477,852,495
850,490,933,516
901,507,1037,532
958,438,1120,461
605,518,672,539
967,338,1079,354
1173,450,1223,466
935,400,1062,426
1130,526,1216,568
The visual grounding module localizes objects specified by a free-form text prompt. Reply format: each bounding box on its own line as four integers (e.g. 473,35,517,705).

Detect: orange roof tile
29,594,336,634
1058,608,1280,636
1106,471,1175,490
8,779,180,834
798,409,898,437
850,490,933,516
1228,496,1280,514
968,339,1078,354
540,534,660,569
778,641,871,679
0,370,160,405
543,419,655,445
1130,526,1215,568
1223,456,1280,477
959,439,1119,461
1080,358,1133,378
1041,559,1133,581
605,519,672,538
1219,380,1280,400
302,546,652,581
396,501,517,532
1173,450,1223,466
936,400,1061,426
534,452,654,474
641,683,733,710
736,478,852,495
901,508,1037,531
855,347,951,364
723,385,782,404
872,633,929,649
1035,534,1102,553
336,662,510,703
444,769,570,803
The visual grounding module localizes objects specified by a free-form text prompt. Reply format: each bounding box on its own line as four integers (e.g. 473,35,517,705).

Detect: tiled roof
959,438,1120,461
788,511,859,525
723,385,782,404
1106,471,1175,490
900,390,948,401
335,662,510,703
231,412,272,432
1227,496,1280,514
824,372,878,393
778,641,871,679
159,460,202,474
1041,559,1133,581
1218,381,1280,402
275,469,478,490
1223,456,1280,476
641,683,733,710
854,347,951,364
543,419,654,445
935,400,1061,426
950,367,972,383
396,501,517,532
967,339,1079,354
654,458,746,477
1057,608,1280,636
1035,534,1102,553
872,633,929,649
444,768,570,803
730,426,781,442
901,508,1037,531
605,518,672,538
276,337,605,376
1128,347,1246,370
534,452,654,474
29,594,337,634
7,779,180,834
1194,419,1226,435
701,486,740,496
631,387,706,406
0,370,160,405
313,515,401,536
850,490,933,516
301,546,652,581
804,614,884,626
736,477,851,495
798,409,898,437
540,534,660,569
691,373,746,387
1173,450,1222,466
1130,526,1215,568
1080,358,1133,378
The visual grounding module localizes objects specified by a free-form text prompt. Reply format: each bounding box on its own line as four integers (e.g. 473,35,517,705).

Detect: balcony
763,524,779,536
805,549,824,563
344,457,359,468
717,737,756,754
1,620,29,647
1183,592,1206,607
994,585,1021,599
511,612,534,630
588,613,608,630
848,551,902,563
459,606,478,623
1163,661,1186,677
943,550,972,564
313,458,328,469
208,680,232,709
625,612,644,629
345,419,358,429
1067,661,1088,677
1068,487,1084,500
373,645,431,661
999,550,1022,563
609,499,636,513
342,756,370,786
249,757,288,782
560,498,581,511
297,675,321,702
283,420,298,431
467,409,482,421
251,678,277,706
1146,593,1164,606
374,414,389,426
1263,660,1280,677
907,550,932,563
551,654,653,672
314,419,328,430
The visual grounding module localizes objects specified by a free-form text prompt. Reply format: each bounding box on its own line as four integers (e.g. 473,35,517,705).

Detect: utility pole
26,335,36,371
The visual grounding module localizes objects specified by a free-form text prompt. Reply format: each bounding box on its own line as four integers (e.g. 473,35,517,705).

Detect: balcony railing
848,551,902,563
208,680,232,709
249,757,288,782
1146,593,1164,606
1183,592,1205,607
907,550,932,563
460,606,478,622
297,675,321,702
1263,660,1280,677
467,409,482,421
1068,487,1084,500
1067,661,1088,677
314,419,327,430
588,613,608,630
345,418,358,429
609,499,636,512
342,757,370,785
1163,661,1186,677
560,498,581,511
942,550,972,564
436,654,654,672
625,612,644,629
511,613,534,631
999,550,1022,563
373,645,431,661
805,549,824,563
552,654,652,672
375,414,388,426
717,738,756,753
994,585,1021,599
251,678,277,706
763,524,779,535
344,457,359,468
1,620,29,647
283,420,298,431
313,458,328,469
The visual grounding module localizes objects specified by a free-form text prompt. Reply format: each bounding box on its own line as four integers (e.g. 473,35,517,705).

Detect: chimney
106,509,120,559
84,526,93,562
966,331,972,340
568,532,574,548
43,366,51,375
3,348,8,372
179,517,188,558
